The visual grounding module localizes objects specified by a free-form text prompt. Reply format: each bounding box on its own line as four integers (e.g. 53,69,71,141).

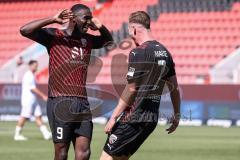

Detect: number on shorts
57,127,63,139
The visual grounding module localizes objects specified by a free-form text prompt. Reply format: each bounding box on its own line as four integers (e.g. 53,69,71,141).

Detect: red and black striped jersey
23,26,112,97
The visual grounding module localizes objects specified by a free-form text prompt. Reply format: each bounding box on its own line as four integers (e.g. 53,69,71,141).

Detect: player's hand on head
166,114,180,134
53,9,74,24
104,118,116,134
89,17,102,30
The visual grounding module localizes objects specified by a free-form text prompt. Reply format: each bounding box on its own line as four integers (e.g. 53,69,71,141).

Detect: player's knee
55,149,68,160
75,149,90,160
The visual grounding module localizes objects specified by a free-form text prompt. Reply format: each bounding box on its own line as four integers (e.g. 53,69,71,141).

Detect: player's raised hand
53,9,74,24
166,114,180,134
104,118,116,134
89,17,103,30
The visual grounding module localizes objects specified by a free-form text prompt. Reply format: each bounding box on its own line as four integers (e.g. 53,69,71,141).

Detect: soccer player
14,60,51,141
20,4,112,160
100,11,181,160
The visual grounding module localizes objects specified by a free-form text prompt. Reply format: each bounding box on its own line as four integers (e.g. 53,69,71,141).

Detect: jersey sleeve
126,49,145,83
165,54,176,78
22,28,56,47
88,25,113,49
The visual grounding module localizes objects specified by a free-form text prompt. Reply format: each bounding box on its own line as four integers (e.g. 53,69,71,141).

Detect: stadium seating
150,4,240,83
1,0,240,84
35,0,159,83
0,0,155,66
95,0,240,84
0,0,98,66
96,0,158,31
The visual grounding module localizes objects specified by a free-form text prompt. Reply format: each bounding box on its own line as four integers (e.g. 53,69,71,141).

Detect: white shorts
20,101,42,118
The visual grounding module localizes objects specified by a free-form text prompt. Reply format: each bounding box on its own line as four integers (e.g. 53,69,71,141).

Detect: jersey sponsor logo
154,50,168,57
109,134,118,144
71,46,83,59
127,67,135,77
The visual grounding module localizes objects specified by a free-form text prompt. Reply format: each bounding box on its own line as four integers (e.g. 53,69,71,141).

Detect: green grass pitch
0,122,239,160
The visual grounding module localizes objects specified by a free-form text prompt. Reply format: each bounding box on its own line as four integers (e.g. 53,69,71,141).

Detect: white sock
15,126,22,136
40,125,49,136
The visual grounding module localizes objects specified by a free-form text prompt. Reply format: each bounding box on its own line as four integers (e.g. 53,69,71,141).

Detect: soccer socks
14,126,28,141
15,126,22,136
14,125,51,140
40,125,51,140
39,125,48,134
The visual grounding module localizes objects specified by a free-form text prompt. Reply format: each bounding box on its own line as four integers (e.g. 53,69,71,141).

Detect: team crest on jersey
109,134,118,144
81,38,87,47
127,67,135,77
158,60,166,66
63,37,69,42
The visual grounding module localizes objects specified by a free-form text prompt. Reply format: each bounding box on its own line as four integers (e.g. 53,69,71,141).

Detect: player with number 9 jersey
20,4,113,160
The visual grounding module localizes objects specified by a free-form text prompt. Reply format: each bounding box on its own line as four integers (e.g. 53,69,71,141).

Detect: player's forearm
20,17,56,36
167,76,181,115
170,88,181,114
111,85,137,120
98,25,113,44
110,99,128,120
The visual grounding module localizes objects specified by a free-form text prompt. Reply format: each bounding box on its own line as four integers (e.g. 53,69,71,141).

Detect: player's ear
134,28,136,35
